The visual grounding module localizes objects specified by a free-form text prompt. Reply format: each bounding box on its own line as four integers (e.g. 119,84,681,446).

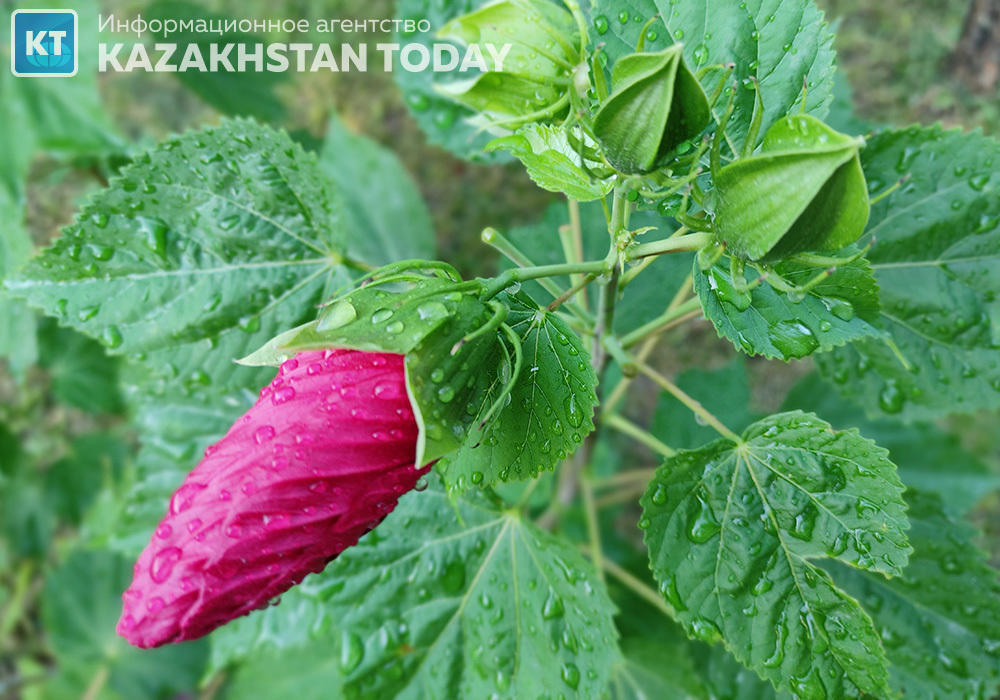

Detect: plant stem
625,232,713,260
480,259,608,302
633,358,742,443
482,227,571,302
592,468,657,489
548,272,599,312
602,274,693,416
619,297,702,349
595,482,650,508
581,475,604,583
604,414,676,458
559,198,590,311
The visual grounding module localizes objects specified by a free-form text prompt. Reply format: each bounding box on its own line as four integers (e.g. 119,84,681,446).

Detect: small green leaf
642,411,909,697
319,114,436,266
714,115,869,261
593,44,710,174
221,481,619,697
41,549,206,697
816,126,1000,418
694,254,881,359
827,490,1000,698
588,0,837,152
437,293,598,490
435,0,578,123
487,124,614,200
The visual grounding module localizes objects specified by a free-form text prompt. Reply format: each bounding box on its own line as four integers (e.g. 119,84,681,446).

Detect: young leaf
41,549,206,697
220,481,619,698
826,490,1000,698
815,126,1000,418
641,411,910,697
319,114,436,266
588,0,837,151
487,124,615,201
393,0,510,162
694,254,881,359
7,118,350,398
436,293,598,491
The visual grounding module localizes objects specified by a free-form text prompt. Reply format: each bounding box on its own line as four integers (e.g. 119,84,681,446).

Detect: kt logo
10,9,77,77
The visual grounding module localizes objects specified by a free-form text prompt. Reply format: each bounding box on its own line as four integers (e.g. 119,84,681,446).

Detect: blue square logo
10,9,78,77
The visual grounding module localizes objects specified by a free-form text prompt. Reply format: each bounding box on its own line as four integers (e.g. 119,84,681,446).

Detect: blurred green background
1,0,998,696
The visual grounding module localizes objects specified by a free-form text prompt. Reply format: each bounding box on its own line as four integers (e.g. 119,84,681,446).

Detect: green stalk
625,232,713,260
619,296,702,348
633,358,742,443
604,414,676,458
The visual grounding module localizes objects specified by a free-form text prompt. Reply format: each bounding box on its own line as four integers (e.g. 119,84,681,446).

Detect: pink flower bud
117,349,427,648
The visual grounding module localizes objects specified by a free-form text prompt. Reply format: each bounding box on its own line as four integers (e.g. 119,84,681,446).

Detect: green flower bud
436,0,579,124
592,44,710,174
713,114,870,261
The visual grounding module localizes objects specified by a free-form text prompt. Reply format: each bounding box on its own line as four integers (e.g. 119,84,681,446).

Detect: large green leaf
436,293,598,491
641,411,910,697
218,482,619,698
827,490,1000,698
319,114,436,265
694,254,882,359
40,549,206,699
816,126,1000,418
783,373,999,514
8,119,350,398
588,0,837,151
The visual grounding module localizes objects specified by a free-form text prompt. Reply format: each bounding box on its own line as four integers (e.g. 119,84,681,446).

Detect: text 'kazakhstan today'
98,42,512,73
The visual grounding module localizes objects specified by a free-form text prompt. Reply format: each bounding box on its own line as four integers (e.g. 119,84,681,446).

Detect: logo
10,9,78,77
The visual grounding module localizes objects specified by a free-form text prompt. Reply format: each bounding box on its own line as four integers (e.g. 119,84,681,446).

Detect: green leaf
437,293,598,491
815,126,1000,418
146,1,288,121
652,358,762,451
641,411,910,697
487,125,615,201
393,0,510,162
319,114,436,265
0,189,37,376
588,0,837,151
46,432,129,525
41,549,206,699
0,0,123,172
694,254,882,359
220,482,619,697
826,490,1000,698
8,118,349,398
783,373,1000,514
36,319,123,414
